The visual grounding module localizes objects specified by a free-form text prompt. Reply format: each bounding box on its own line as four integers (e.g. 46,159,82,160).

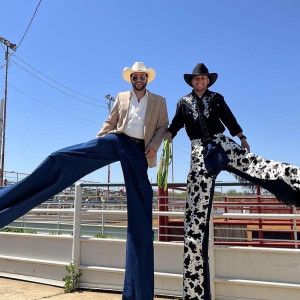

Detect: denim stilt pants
0,133,154,300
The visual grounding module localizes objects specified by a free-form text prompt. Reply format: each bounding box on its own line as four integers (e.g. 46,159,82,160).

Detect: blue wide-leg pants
0,133,154,300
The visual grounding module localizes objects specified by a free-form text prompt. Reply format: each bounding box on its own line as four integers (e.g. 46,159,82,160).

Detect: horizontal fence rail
2,181,299,248
1,181,300,299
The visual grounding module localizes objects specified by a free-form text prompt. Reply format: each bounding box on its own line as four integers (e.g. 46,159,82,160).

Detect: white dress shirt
123,90,148,139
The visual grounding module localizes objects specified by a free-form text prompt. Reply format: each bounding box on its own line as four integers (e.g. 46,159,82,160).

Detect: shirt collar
192,88,210,100
131,89,148,100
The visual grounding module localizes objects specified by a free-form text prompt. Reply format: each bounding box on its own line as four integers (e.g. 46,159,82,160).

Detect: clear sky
1,0,300,188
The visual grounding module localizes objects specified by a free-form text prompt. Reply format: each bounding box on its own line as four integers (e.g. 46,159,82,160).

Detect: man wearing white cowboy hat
165,62,300,299
0,62,168,300
99,61,167,167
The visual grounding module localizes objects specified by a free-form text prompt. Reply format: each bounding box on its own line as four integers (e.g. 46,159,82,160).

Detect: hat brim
122,67,156,83
184,73,218,87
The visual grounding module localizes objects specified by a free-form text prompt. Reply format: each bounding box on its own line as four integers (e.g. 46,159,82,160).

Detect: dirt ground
0,277,177,300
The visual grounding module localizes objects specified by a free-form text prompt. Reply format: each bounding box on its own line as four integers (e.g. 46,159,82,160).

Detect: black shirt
167,89,242,140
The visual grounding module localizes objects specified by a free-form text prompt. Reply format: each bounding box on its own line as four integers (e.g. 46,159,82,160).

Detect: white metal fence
3,182,300,248
2,182,300,299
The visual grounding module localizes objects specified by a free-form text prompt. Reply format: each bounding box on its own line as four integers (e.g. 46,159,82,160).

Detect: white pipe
72,182,82,271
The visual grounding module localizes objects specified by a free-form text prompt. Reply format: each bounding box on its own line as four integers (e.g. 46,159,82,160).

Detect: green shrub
0,227,37,234
63,263,82,293
49,231,62,235
94,233,108,238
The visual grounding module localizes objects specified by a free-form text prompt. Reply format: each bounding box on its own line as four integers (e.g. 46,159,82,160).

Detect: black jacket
167,89,242,140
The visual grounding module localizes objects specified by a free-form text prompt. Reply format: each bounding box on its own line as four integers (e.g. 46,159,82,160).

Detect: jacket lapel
120,91,131,129
144,91,155,126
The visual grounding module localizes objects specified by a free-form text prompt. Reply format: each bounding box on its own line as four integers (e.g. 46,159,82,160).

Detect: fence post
72,182,82,272
22,214,26,231
102,201,105,236
57,201,61,235
158,187,168,241
293,206,298,249
224,196,228,221
256,185,263,244
209,214,216,300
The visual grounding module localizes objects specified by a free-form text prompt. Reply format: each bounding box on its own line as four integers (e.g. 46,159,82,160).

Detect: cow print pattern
184,134,300,300
217,134,300,191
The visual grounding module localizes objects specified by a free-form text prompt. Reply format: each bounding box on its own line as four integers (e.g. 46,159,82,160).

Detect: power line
8,84,100,125
1,43,11,69
11,59,107,109
0,46,4,68
17,0,42,50
173,146,189,155
14,55,105,104
173,141,190,153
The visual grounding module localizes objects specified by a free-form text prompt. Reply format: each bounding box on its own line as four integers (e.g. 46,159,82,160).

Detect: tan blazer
97,90,169,168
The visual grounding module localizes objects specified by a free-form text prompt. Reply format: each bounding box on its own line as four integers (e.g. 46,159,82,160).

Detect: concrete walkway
0,277,176,300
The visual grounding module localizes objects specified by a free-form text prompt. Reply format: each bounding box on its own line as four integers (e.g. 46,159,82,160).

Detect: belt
126,135,145,145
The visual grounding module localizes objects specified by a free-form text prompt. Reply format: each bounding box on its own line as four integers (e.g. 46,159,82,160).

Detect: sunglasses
131,75,147,82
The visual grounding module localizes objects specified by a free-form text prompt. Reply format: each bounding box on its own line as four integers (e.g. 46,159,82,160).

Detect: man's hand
164,131,173,142
145,146,156,158
237,132,250,152
241,139,250,152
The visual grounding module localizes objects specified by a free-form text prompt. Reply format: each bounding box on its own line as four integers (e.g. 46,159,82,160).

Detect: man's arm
165,100,185,141
146,97,169,153
218,97,251,152
97,96,120,137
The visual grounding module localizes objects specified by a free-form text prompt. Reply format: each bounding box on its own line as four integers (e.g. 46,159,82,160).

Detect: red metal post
256,185,263,244
158,186,168,241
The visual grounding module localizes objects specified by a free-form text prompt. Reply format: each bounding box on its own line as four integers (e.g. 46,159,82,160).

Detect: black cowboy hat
184,63,218,87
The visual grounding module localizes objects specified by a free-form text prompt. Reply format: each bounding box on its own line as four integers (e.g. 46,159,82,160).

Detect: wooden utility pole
0,37,16,185
104,94,115,196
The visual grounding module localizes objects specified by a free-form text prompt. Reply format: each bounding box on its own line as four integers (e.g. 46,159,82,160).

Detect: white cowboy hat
122,62,156,83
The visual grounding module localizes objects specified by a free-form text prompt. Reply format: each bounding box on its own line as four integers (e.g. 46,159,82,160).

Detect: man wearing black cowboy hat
166,63,250,151
165,63,300,299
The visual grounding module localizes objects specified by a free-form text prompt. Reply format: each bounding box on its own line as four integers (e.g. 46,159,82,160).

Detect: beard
132,82,147,91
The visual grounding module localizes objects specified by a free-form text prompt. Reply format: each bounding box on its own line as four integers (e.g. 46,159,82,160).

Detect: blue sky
1,0,300,188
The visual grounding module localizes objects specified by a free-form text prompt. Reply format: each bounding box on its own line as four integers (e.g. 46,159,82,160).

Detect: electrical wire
14,55,106,104
172,148,189,164
17,0,42,50
172,142,190,165
11,59,107,109
175,139,190,149
0,42,7,51
0,44,6,68
173,142,190,154
8,83,100,125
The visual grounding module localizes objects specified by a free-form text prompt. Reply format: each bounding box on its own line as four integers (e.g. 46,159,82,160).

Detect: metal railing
3,182,300,248
157,183,300,248
2,181,300,299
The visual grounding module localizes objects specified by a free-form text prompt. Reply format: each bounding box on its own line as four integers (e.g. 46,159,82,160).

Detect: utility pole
0,37,16,186
104,94,115,196
171,142,174,197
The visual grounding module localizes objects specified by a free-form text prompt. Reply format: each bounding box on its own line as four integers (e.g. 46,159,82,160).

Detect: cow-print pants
184,134,300,300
